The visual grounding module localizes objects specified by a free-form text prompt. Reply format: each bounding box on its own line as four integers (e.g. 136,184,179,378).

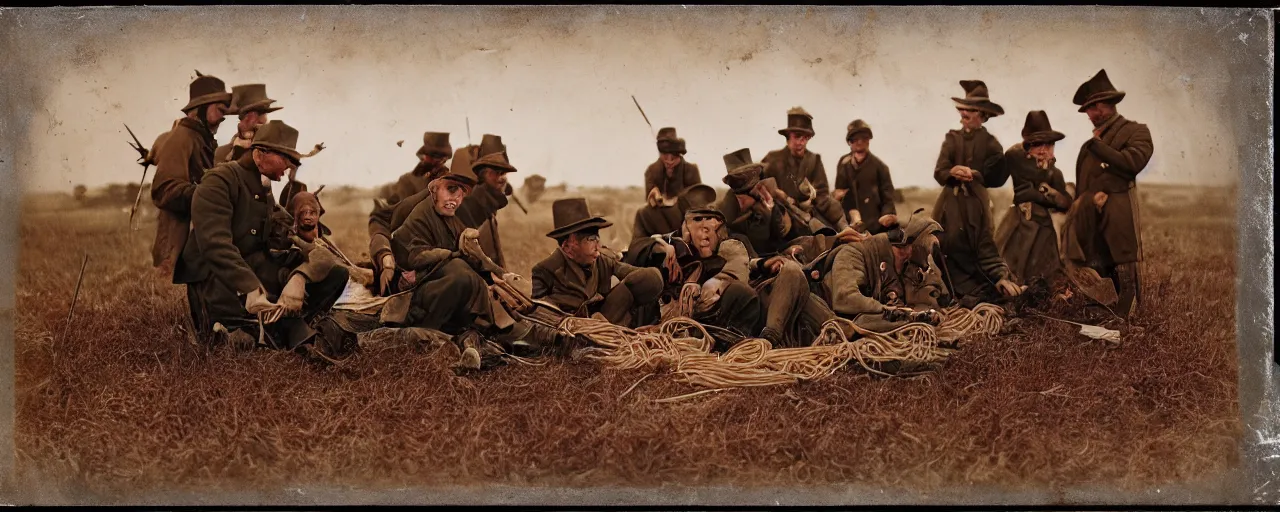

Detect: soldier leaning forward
807,210,950,334
624,193,766,349
531,198,664,328
174,120,352,354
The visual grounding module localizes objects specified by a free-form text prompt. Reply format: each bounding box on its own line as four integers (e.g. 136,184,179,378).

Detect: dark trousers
186,266,350,349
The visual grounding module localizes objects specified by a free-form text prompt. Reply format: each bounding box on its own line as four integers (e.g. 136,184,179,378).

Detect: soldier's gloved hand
378,254,397,295
279,274,307,314
245,287,279,315
996,279,1025,297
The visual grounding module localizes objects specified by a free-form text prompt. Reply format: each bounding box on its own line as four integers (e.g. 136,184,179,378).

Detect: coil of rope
556,303,1004,390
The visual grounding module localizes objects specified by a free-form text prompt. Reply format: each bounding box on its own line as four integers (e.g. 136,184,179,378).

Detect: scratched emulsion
0,4,1273,506
0,5,1254,196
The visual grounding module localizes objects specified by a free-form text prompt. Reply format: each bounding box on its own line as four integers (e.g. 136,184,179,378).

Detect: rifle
631,95,655,139
757,177,837,237
124,123,153,230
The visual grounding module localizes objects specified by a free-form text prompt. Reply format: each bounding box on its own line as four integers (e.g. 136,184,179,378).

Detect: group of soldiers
139,67,1152,369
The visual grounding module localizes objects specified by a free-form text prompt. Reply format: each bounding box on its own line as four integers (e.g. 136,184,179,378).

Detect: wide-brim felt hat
546,197,612,239
182,73,232,112
472,152,517,174
951,80,1004,117
656,127,687,155
1021,110,1066,146
678,183,722,220
722,148,765,194
889,208,944,246
778,106,815,137
249,120,305,164
1073,69,1126,112
227,83,282,116
846,119,873,141
417,132,453,158
478,134,507,159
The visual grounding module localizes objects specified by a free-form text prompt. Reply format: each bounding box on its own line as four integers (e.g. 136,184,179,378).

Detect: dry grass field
13,182,1240,501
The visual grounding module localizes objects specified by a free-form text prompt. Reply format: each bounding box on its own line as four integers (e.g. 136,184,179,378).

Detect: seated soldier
716,148,864,263
175,120,352,356
808,209,951,333
624,193,765,346
531,198,663,327
388,162,564,370
388,163,502,370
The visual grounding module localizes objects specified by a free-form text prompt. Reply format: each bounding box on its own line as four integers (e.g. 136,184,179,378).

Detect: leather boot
1114,263,1139,319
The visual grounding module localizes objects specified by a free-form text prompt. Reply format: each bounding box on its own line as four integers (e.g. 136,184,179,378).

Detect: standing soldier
531,198,664,327
633,127,703,239
833,119,898,234
762,107,848,231
931,79,1022,306
457,135,516,268
151,72,232,279
1067,69,1153,318
994,111,1073,285
214,84,281,163
174,120,352,356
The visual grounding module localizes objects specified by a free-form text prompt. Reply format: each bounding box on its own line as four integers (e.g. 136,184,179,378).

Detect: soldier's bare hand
661,244,682,283
1093,191,1108,210
878,214,897,228
949,166,973,181
646,187,663,208
996,279,1024,297
832,189,847,201
765,256,786,274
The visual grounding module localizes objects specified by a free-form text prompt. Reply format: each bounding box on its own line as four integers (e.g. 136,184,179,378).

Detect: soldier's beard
296,223,318,242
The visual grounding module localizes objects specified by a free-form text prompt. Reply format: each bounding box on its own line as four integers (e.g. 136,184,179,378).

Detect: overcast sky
3,6,1267,196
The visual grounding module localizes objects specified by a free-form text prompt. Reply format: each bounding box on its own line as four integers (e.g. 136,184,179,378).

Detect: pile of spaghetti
557,302,1006,390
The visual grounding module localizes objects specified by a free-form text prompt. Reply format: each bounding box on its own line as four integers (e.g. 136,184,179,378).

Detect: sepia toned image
0,5,1274,506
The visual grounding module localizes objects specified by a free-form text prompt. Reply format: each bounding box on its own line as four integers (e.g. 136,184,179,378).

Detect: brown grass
13,184,1240,499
